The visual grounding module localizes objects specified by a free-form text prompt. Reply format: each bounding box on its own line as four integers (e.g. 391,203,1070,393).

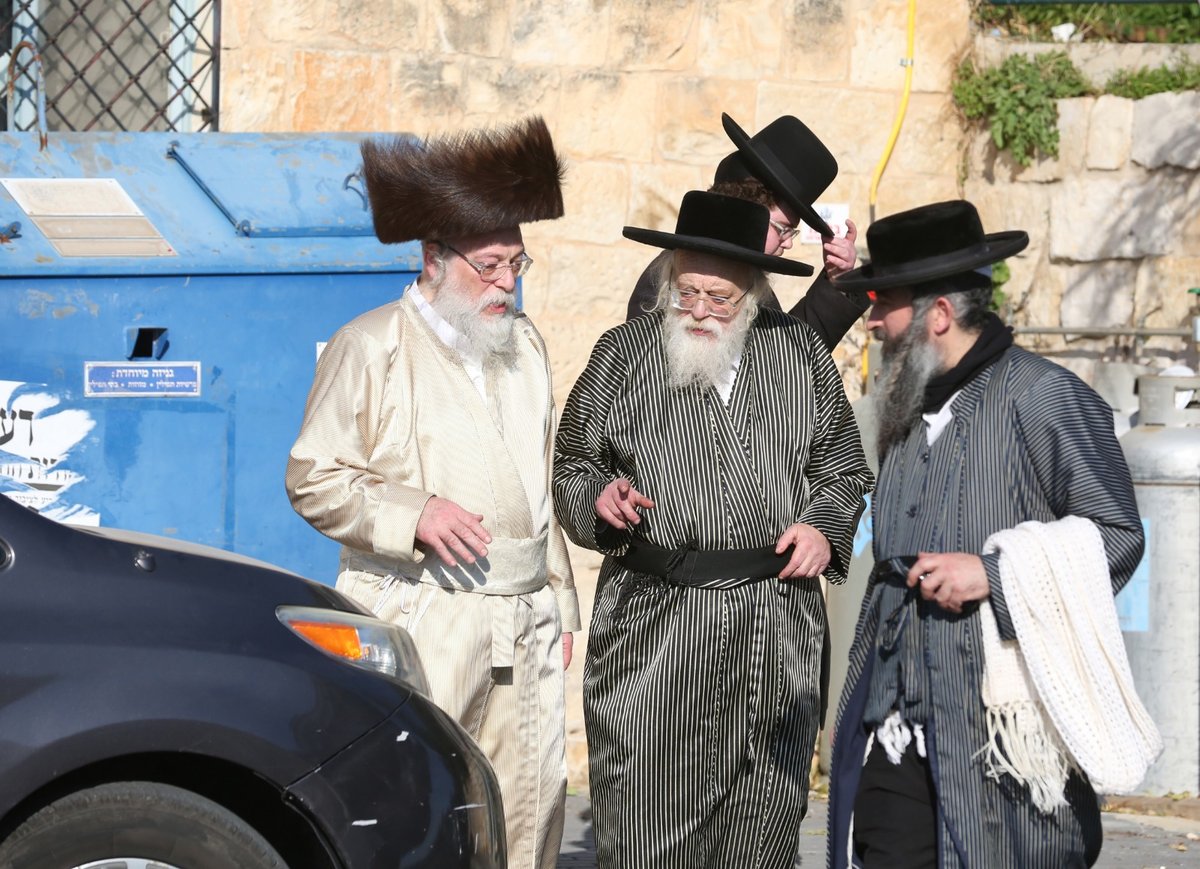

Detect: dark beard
874,322,941,459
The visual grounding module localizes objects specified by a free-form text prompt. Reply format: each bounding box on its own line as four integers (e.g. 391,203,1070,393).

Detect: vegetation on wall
953,52,1199,166
1106,58,1200,99
990,260,1012,314
953,52,1090,166
976,2,1200,44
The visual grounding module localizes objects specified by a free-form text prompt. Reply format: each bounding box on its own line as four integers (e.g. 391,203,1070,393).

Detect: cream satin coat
286,292,577,625
286,290,580,869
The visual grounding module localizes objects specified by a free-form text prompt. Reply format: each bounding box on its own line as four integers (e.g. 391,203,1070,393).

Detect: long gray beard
662,310,751,392
874,323,942,459
430,279,519,367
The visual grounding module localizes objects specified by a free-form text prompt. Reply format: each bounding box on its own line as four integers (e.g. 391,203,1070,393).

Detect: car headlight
276,606,430,696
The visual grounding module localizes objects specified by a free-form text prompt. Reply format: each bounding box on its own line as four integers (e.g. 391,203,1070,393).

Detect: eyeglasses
670,287,746,320
443,243,533,281
768,218,800,242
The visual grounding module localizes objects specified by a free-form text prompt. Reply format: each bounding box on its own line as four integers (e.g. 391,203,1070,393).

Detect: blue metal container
0,131,420,581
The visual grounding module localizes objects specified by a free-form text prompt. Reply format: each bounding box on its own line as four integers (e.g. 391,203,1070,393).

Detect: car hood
73,525,305,577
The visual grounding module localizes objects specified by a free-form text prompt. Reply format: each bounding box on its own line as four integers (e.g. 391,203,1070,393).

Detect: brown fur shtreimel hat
360,115,565,244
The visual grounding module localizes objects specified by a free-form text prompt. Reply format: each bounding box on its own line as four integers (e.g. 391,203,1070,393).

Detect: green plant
990,260,1012,313
953,52,1091,166
1106,58,1200,100
976,3,1200,44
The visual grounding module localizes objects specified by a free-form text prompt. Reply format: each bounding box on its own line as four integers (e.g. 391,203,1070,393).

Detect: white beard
662,309,752,392
430,279,519,366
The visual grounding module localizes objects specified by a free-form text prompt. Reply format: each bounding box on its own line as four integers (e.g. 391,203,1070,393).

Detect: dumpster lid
167,135,380,238
0,132,422,276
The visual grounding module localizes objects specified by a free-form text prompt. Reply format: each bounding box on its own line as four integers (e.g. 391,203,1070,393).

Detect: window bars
1,0,220,133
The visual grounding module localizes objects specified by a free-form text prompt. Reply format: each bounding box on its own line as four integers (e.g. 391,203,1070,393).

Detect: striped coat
554,309,872,868
828,346,1145,868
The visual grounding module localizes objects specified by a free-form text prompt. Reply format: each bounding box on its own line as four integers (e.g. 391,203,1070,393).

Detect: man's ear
420,240,446,284
421,240,440,269
928,296,956,337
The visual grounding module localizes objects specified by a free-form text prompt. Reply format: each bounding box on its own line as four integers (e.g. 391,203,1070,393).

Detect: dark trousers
853,736,939,868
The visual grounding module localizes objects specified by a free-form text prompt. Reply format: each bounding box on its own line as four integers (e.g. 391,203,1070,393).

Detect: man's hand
822,218,858,279
595,478,655,530
775,523,832,579
415,496,492,568
563,631,573,670
906,552,990,614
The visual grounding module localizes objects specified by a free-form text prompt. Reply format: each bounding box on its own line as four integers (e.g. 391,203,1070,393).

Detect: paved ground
558,792,1200,867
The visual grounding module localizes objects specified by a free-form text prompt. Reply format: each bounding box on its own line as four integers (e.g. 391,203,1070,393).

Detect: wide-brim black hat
721,113,837,238
834,200,1029,292
623,191,815,277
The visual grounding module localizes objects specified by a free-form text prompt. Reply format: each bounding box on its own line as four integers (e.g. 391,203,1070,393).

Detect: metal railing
1,0,220,133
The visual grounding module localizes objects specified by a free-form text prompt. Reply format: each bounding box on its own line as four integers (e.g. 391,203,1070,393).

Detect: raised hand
595,478,655,530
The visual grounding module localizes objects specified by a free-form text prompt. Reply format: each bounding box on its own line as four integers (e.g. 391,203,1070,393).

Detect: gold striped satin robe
287,288,580,869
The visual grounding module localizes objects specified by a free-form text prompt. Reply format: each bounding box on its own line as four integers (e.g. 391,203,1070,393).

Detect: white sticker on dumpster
1,178,176,258
84,362,201,397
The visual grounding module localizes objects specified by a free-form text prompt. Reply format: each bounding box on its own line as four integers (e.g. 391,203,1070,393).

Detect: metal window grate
1,0,220,133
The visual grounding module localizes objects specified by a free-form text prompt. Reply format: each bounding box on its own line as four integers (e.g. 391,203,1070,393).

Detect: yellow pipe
868,0,917,224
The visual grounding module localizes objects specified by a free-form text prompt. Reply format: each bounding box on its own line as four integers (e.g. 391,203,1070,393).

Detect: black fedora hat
834,200,1029,292
623,191,815,277
721,113,837,238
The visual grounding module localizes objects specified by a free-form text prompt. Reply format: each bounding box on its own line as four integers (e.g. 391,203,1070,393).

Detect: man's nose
492,268,518,292
779,235,794,252
865,305,883,330
690,299,713,320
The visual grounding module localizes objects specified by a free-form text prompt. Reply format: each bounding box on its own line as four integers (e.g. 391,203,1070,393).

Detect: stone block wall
220,3,1199,787
963,79,1200,384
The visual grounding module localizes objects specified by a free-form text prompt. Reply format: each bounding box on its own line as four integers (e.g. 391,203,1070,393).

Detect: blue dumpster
0,132,420,580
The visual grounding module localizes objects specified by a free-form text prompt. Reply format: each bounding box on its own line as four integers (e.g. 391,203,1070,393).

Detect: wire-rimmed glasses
669,287,747,320
443,243,533,281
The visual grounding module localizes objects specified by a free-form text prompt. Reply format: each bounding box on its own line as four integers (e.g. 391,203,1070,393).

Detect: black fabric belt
614,538,792,586
871,555,918,586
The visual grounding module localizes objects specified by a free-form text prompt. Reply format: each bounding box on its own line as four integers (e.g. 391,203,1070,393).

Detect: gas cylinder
1119,375,1200,795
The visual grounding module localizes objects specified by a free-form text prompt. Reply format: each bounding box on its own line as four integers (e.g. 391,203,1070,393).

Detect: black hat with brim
721,113,837,238
834,199,1029,292
623,191,815,277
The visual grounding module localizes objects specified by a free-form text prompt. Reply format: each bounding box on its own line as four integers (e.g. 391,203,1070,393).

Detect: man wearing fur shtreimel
827,200,1158,868
286,117,579,869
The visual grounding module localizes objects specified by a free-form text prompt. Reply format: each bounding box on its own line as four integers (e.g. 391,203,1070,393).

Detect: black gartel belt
871,555,921,656
614,538,792,586
872,555,919,586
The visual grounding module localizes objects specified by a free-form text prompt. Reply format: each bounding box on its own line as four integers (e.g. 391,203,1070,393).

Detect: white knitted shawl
979,516,1162,813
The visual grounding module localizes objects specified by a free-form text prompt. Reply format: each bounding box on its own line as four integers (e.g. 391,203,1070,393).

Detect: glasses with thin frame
768,217,800,242
669,287,746,320
443,243,533,281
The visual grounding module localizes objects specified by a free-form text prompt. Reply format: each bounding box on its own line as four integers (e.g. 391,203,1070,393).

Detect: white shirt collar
716,350,743,404
408,281,487,400
409,282,484,363
922,389,962,445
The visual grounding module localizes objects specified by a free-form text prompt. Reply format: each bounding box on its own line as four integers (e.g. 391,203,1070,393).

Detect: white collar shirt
408,281,488,402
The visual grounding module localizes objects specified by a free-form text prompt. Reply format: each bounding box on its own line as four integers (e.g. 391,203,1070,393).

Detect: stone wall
965,39,1200,388
220,3,1199,787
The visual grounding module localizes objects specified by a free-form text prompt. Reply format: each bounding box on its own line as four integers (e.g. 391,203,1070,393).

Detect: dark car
0,493,505,868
